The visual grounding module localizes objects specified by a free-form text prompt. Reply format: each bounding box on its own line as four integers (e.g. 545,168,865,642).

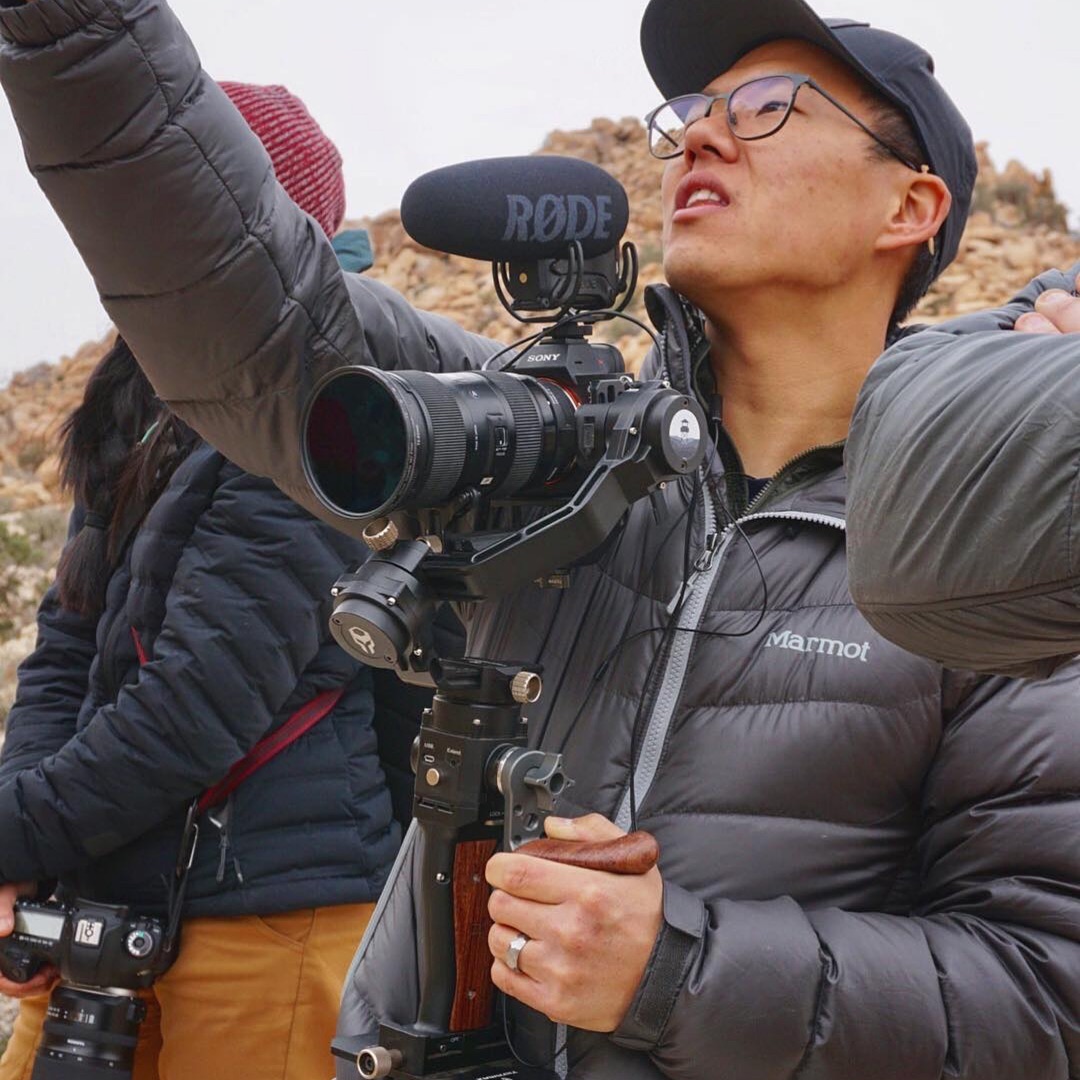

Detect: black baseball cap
640,0,977,275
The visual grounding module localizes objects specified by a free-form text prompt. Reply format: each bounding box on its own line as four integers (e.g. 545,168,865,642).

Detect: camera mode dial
125,929,155,959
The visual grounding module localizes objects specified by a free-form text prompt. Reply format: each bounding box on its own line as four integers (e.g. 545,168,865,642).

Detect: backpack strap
196,687,345,814
129,626,347,948
130,627,345,812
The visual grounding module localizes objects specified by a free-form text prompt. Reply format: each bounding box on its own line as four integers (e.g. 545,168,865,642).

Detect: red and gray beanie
219,81,347,239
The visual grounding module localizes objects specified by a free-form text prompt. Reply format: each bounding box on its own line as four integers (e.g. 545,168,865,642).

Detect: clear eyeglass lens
648,78,798,158
727,76,797,138
648,95,709,159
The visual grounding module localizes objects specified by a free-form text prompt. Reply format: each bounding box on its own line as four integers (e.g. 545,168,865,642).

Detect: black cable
577,308,663,355
592,438,771,834
502,484,694,1076
501,992,570,1075
532,515,634,755
482,327,552,372
548,485,698,761
486,307,662,376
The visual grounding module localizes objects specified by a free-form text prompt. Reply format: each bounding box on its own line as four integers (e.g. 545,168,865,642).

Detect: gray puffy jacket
1,3,1077,1078
847,266,1080,678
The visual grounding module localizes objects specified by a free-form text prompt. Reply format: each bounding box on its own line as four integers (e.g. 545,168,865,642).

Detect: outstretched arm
0,0,500,534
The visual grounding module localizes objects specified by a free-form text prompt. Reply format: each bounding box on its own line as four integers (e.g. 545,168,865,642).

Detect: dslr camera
0,898,173,1080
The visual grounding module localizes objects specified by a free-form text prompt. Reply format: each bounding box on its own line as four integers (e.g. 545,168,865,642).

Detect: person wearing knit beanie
0,80,381,1080
219,80,347,240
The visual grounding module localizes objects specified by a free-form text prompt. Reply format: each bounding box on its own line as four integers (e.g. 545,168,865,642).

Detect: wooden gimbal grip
448,831,660,1033
517,830,660,875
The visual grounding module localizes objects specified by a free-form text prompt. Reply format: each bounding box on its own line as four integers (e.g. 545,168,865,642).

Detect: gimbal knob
511,671,543,704
362,517,400,553
356,1045,401,1079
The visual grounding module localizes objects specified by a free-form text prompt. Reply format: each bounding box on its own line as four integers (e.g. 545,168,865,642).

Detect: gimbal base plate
332,1032,559,1079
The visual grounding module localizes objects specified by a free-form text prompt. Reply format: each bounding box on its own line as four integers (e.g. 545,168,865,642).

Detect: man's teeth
686,189,726,208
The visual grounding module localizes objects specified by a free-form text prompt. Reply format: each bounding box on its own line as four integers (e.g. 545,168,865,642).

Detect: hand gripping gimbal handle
516,830,659,875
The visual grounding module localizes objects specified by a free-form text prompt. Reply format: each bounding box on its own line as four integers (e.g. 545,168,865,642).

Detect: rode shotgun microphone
400,156,630,262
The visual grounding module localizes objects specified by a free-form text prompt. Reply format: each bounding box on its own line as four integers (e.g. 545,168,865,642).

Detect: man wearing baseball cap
0,1,1076,1078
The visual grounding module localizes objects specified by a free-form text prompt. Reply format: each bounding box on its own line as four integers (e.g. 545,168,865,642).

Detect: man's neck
701,283,893,477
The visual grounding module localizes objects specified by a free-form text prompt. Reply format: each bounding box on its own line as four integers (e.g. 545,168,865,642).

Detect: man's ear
875,169,952,255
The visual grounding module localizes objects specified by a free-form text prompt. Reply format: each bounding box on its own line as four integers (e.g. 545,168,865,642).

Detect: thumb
0,886,17,937
544,813,625,843
1034,289,1080,333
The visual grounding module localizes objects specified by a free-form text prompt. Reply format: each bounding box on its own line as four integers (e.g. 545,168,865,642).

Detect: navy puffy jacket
0,443,399,917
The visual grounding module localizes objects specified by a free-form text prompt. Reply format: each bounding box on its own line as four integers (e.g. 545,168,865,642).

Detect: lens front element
303,367,578,520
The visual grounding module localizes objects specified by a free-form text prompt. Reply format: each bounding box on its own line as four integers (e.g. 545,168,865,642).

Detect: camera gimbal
321,233,706,1079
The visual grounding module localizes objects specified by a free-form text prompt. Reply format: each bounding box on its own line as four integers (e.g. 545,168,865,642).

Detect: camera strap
161,685,347,953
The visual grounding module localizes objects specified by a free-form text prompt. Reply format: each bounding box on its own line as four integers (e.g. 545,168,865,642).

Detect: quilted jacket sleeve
609,665,1080,1080
0,0,501,536
0,467,362,883
847,264,1080,678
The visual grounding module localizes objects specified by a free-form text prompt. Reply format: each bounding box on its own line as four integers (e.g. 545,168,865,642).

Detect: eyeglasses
645,73,923,172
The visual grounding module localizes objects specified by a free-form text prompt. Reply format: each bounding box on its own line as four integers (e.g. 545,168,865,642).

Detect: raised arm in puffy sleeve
0,0,500,535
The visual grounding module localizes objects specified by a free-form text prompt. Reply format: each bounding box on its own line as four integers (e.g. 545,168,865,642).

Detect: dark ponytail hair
55,337,197,618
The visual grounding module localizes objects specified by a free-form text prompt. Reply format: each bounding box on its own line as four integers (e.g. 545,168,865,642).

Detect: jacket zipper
614,479,723,831
664,531,721,615
615,486,847,832
208,797,234,885
739,509,847,532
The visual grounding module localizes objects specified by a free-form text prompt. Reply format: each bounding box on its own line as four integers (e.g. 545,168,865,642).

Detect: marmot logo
765,630,870,663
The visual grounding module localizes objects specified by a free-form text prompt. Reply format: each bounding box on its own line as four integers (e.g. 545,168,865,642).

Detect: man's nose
682,104,740,165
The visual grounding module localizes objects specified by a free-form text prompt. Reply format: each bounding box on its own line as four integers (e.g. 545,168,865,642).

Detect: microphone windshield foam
401,156,630,262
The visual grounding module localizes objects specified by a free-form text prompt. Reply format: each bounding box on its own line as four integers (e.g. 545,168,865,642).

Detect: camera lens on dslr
31,986,145,1080
302,366,578,520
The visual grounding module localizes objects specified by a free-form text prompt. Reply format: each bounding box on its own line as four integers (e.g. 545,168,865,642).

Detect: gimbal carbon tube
301,366,578,520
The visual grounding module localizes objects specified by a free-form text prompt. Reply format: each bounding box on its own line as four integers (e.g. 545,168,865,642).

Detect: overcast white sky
0,0,1077,380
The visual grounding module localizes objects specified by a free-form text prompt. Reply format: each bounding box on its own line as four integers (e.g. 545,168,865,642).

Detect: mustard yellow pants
0,903,374,1080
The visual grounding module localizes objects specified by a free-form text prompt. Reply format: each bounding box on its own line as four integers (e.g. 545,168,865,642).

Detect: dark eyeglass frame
645,73,924,173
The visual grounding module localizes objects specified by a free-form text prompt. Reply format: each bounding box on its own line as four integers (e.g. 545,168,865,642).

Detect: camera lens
302,367,578,520
31,986,145,1080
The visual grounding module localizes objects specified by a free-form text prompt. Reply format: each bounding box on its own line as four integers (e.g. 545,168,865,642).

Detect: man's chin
663,251,696,293
664,253,728,306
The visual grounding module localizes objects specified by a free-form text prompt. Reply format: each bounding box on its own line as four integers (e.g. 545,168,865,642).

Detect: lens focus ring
406,373,468,506
485,373,545,495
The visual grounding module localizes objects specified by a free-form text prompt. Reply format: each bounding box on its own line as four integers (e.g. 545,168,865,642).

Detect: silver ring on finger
504,932,530,973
